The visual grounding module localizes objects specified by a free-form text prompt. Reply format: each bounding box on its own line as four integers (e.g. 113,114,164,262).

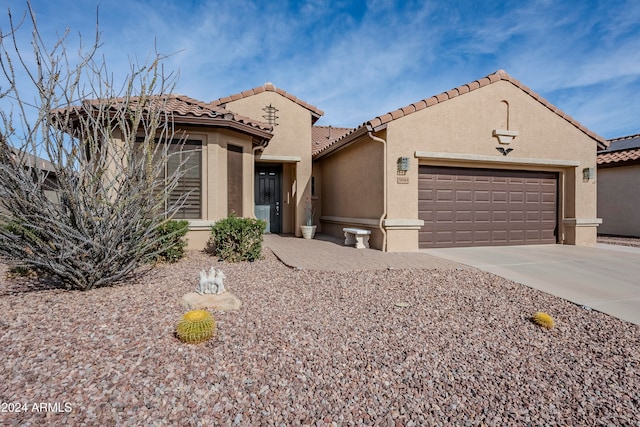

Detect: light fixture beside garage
397,156,410,173
582,167,595,181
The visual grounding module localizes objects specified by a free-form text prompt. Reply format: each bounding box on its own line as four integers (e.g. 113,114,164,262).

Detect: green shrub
206,214,266,262
147,219,189,263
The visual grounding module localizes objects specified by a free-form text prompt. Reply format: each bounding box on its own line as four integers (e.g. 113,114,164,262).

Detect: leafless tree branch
0,2,192,290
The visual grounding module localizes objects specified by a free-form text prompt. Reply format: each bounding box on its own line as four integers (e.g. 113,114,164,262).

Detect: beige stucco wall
316,134,385,248
109,127,259,250
186,128,258,249
317,80,600,251
597,164,640,237
220,91,315,237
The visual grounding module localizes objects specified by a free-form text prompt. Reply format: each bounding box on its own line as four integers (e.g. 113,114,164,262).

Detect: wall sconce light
397,157,410,172
582,167,595,181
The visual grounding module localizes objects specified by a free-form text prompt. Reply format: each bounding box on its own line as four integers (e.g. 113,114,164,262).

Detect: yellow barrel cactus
176,310,216,344
532,311,555,330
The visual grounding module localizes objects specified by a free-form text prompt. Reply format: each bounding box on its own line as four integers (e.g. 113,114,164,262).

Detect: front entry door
255,165,282,233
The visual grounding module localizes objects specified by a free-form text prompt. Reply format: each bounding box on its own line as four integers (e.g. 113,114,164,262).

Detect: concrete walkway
423,244,640,326
263,234,462,271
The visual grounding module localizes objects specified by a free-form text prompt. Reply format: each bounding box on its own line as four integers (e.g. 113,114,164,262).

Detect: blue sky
2,0,639,139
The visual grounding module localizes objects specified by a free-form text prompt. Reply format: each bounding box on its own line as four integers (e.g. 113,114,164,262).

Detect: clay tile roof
67,94,273,136
312,125,354,156
364,69,605,143
597,148,640,164
155,94,272,132
210,83,324,123
597,133,640,165
314,69,607,158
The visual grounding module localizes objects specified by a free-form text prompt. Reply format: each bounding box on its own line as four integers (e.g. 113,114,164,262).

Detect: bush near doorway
206,215,266,262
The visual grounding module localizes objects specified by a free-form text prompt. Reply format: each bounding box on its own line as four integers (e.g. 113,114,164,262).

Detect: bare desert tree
0,3,192,290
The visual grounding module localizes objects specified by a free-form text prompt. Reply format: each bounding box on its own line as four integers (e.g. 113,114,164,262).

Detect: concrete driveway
423,244,640,326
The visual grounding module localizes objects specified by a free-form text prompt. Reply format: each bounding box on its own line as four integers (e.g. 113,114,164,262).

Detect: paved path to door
263,234,462,271
423,244,640,326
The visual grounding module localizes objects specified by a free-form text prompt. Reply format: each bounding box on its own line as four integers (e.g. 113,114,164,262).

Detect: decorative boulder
183,267,241,311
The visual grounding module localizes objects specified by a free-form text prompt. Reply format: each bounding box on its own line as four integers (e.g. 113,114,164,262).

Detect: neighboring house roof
2,148,57,174
597,133,640,165
312,125,354,156
315,69,607,158
60,94,273,141
20,151,57,173
210,82,324,124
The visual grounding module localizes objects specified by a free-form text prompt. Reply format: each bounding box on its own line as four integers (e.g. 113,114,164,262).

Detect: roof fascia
165,116,273,142
313,126,370,161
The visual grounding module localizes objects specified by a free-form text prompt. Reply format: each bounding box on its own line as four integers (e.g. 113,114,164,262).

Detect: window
136,138,202,219
169,140,202,219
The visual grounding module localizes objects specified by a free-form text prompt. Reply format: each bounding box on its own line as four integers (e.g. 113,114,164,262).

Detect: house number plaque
397,177,409,184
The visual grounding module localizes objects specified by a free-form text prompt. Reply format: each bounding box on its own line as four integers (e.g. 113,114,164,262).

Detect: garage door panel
456,211,473,222
419,166,558,248
474,230,490,243
510,211,524,222
436,210,454,222
493,211,508,222
475,211,491,222
492,191,508,202
436,190,453,201
509,192,524,203
475,191,490,202
492,230,508,242
455,231,472,243
509,230,525,241
456,190,473,202
526,192,541,203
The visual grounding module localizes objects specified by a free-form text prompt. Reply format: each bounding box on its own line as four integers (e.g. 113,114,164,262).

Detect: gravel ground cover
598,234,640,248
1,249,638,426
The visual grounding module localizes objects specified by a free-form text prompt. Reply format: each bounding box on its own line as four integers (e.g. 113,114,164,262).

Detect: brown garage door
419,166,557,248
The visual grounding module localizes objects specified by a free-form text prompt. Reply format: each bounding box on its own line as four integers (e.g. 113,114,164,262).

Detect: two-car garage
315,70,601,251
418,166,558,248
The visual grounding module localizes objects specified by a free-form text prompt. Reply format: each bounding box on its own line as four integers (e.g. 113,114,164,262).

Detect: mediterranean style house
597,134,640,237
82,70,607,251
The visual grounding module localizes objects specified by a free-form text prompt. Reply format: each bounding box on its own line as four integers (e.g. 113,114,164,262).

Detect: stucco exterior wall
597,164,640,237
315,133,385,249
381,80,599,250
220,91,314,236
387,81,598,251
167,127,257,249
107,127,258,250
315,80,599,252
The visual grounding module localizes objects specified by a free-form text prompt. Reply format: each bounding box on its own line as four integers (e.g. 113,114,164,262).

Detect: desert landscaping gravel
1,249,639,426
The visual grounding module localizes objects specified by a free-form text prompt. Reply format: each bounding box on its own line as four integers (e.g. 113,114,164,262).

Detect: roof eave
313,125,371,161
173,116,273,142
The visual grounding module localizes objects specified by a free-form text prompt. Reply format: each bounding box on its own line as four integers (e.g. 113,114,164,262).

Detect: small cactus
532,311,555,330
176,310,216,344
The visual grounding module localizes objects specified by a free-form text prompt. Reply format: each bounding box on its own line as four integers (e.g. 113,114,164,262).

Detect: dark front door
255,165,282,233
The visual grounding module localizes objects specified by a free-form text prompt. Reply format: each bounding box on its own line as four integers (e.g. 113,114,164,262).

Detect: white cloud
2,0,638,135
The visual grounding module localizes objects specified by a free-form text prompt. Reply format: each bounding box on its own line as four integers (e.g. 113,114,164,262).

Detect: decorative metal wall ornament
496,147,514,156
262,104,279,126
